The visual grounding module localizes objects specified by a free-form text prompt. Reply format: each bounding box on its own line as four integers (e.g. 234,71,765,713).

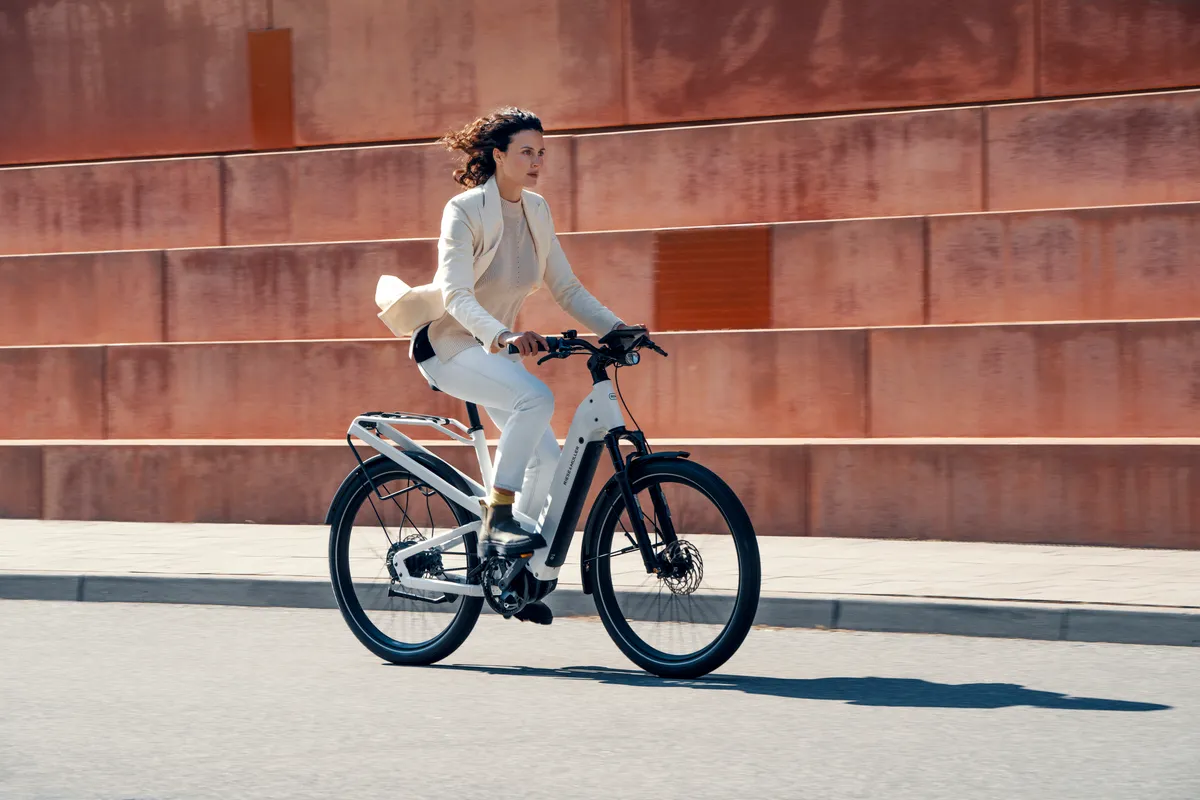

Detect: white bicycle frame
346,378,628,593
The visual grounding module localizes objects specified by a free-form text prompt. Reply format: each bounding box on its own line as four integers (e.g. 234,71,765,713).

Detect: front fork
604,430,679,574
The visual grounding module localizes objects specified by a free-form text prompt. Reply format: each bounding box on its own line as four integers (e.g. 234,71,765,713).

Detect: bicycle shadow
424,664,1170,711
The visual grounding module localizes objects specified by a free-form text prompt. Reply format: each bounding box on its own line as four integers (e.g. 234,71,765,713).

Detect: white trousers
417,346,560,519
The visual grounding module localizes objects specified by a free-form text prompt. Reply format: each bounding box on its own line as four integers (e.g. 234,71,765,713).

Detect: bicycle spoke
345,473,469,646
600,474,745,661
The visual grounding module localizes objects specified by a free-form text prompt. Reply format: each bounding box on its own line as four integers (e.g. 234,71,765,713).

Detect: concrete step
5,201,1200,347
3,90,1198,255
3,438,1200,549
6,1,1198,167
5,321,1200,440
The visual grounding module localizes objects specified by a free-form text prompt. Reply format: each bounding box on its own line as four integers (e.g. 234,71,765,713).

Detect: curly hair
440,107,544,189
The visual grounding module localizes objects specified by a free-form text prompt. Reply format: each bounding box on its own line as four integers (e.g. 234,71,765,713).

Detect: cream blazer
375,176,621,350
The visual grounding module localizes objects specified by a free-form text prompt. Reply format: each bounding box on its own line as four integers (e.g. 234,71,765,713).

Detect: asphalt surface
1,601,1196,800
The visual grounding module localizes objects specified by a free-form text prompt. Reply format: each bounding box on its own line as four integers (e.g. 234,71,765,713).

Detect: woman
407,108,637,619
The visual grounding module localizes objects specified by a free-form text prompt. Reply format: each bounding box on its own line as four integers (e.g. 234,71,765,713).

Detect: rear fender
324,454,389,526
323,451,479,526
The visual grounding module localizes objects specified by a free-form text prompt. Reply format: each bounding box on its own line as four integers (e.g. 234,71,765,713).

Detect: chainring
480,557,537,617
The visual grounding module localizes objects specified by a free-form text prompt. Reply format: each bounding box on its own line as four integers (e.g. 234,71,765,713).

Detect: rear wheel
590,459,760,679
329,453,483,665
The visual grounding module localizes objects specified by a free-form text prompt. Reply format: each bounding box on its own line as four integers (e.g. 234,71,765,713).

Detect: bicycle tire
590,458,761,679
328,452,484,665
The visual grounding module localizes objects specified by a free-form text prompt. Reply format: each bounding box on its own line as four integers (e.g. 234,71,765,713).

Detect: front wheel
589,459,761,679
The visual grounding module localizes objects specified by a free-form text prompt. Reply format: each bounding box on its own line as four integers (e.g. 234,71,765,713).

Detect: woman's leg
483,406,561,521
418,346,554,498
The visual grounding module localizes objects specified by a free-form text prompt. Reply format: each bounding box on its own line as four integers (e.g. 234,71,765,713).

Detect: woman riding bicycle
403,108,639,620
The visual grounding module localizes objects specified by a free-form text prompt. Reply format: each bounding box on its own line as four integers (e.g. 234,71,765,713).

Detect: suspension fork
604,431,678,573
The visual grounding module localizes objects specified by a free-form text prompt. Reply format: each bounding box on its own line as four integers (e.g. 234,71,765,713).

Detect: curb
3,572,1198,647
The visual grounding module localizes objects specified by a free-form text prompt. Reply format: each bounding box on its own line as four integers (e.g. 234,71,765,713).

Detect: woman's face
494,129,545,189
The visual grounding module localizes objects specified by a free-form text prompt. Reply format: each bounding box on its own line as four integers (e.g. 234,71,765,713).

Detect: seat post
464,402,494,498
465,403,483,433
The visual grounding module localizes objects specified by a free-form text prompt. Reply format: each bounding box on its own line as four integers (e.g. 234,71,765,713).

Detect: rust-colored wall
4,91,1200,256
518,230,657,335
0,346,105,439
13,440,1200,547
654,228,772,331
101,340,462,441
870,321,1200,437
628,0,1034,124
40,442,363,524
277,0,625,146
1041,0,1200,96
165,240,436,342
13,320,1200,442
542,328,868,439
222,107,984,241
221,136,575,245
0,157,222,255
987,90,1200,211
809,443,1200,548
4,201,1199,347
0,446,42,519
4,1,1199,168
0,251,163,346
929,203,1200,325
93,330,867,441
0,0,269,165
574,108,984,230
247,27,297,150
772,217,926,328
34,441,809,536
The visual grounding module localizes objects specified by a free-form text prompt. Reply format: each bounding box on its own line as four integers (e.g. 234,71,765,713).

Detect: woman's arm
541,205,623,336
434,201,510,350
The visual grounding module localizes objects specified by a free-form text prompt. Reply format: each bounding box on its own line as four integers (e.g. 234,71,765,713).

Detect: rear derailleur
385,537,456,605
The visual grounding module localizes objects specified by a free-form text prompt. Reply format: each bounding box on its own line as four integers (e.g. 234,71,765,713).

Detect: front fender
579,451,690,595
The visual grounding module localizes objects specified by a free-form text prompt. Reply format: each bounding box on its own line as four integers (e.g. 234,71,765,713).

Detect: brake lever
646,340,668,357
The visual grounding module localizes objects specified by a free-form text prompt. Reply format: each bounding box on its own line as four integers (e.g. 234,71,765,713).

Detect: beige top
426,196,538,362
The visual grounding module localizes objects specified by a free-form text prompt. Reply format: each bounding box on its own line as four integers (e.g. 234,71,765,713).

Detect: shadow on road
423,664,1170,711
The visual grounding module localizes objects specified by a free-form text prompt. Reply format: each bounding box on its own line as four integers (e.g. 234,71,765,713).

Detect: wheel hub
388,537,443,581
658,540,703,596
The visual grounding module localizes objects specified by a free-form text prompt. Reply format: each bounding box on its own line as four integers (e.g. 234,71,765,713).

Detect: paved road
1,601,1196,800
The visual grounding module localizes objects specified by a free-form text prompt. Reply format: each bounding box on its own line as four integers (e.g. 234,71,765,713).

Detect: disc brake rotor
659,540,704,596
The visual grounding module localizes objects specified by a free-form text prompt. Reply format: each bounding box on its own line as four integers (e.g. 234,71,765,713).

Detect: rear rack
344,411,489,508
357,411,457,428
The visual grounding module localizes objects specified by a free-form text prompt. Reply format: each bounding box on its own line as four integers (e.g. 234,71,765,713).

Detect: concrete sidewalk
2,519,1198,646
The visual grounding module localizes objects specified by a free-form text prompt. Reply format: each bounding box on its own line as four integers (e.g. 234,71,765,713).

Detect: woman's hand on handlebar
498,329,549,357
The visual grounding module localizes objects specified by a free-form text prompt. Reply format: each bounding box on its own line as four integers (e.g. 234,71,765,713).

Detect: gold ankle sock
489,488,516,507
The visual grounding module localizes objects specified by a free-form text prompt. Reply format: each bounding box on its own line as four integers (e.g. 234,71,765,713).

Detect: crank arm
498,554,533,590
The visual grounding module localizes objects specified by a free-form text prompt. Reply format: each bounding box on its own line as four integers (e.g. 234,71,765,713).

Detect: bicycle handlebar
504,327,666,363
505,336,560,356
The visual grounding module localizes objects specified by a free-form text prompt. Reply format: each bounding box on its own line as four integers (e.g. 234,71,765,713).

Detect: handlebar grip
506,336,559,355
